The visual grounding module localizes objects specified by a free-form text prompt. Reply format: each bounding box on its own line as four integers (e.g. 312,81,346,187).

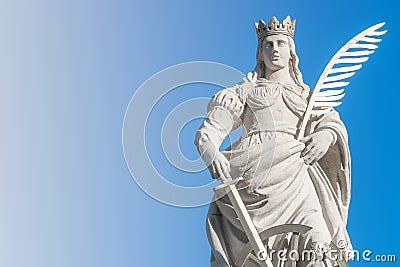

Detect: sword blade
222,183,273,267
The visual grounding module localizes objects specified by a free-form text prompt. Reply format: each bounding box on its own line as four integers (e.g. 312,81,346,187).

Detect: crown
255,16,296,39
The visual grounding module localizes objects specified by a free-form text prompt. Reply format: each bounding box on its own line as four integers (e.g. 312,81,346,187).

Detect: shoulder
207,82,246,116
282,82,311,100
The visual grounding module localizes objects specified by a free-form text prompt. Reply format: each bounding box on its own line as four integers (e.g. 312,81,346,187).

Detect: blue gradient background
0,0,399,266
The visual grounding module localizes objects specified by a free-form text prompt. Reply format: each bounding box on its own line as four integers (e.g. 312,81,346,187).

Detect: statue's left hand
300,131,334,165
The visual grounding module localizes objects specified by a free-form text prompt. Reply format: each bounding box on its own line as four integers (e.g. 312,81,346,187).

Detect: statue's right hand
197,138,231,182
207,152,231,182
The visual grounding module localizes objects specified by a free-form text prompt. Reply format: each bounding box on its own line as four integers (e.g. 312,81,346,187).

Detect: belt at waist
243,121,297,138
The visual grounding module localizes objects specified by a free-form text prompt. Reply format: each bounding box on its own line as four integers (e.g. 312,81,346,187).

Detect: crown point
255,16,296,39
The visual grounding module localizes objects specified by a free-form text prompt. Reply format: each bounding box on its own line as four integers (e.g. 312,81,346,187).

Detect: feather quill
296,22,387,139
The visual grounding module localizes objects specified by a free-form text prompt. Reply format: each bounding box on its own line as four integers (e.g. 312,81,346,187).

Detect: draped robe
195,78,352,267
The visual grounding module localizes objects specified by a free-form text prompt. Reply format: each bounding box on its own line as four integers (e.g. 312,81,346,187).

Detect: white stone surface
194,16,386,267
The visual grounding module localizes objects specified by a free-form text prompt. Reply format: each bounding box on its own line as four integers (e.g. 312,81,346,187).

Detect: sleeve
194,86,245,154
310,109,351,221
313,109,342,146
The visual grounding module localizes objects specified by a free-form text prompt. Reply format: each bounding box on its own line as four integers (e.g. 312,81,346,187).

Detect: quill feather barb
296,22,387,139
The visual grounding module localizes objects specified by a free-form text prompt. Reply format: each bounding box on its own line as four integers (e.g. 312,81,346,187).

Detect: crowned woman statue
194,16,353,267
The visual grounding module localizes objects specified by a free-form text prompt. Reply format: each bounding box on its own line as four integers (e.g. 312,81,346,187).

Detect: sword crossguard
213,177,243,193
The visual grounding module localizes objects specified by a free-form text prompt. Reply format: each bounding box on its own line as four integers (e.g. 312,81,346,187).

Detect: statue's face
262,34,290,71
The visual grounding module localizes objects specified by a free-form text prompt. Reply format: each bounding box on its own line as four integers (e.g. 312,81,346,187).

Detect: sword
214,176,273,267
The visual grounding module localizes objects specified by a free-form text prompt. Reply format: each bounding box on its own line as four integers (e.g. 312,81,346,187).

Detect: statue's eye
265,42,272,48
277,40,287,47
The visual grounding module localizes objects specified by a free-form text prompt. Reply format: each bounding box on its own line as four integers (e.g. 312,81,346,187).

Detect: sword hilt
213,177,243,192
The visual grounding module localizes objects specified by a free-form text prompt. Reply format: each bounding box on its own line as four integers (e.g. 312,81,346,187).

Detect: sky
0,0,399,266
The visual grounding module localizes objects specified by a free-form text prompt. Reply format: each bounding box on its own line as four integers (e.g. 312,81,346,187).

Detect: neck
264,67,292,84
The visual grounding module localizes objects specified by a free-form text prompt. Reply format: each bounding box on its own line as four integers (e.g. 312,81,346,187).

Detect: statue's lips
270,55,281,60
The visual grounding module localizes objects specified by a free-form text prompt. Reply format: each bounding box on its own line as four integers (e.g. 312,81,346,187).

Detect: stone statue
194,16,386,267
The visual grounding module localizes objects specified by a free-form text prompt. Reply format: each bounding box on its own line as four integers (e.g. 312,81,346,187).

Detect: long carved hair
253,35,309,94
